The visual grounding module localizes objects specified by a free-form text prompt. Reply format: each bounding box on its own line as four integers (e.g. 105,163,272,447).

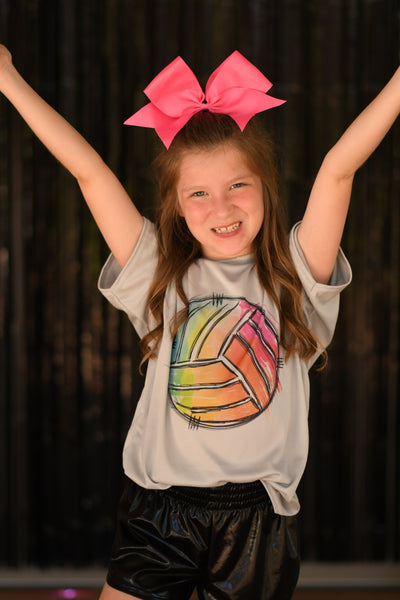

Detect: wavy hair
139,111,320,369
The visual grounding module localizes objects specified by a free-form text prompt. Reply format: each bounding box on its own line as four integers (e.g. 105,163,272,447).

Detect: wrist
0,61,21,96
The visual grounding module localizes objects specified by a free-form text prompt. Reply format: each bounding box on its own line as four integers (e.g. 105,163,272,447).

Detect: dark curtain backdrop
0,0,399,567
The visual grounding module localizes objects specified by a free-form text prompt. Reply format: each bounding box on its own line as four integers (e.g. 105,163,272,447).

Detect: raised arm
298,65,400,283
0,45,143,267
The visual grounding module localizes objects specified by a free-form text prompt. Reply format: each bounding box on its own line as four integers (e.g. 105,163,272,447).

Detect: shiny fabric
124,51,285,148
106,478,299,600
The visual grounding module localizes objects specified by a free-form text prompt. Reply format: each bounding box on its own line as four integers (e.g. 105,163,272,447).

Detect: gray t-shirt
99,218,352,515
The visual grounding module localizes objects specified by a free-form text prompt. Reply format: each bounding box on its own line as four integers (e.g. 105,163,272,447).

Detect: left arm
298,66,400,283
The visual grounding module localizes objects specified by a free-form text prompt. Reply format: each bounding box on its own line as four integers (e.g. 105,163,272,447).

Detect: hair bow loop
125,51,285,148
204,51,285,129
144,57,205,117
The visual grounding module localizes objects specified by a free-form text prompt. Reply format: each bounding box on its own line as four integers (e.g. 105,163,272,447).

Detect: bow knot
125,51,285,148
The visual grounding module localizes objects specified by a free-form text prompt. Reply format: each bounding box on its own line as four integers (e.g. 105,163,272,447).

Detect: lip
212,221,242,234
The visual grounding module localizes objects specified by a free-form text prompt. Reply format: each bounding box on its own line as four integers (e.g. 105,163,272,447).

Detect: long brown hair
139,111,319,369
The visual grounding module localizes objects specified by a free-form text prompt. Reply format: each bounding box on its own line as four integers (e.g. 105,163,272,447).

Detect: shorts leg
199,502,299,600
106,479,203,600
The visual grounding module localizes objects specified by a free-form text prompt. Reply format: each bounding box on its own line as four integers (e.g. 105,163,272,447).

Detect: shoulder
289,222,352,295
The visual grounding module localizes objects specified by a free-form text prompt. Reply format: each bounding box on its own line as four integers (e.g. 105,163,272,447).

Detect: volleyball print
169,295,280,429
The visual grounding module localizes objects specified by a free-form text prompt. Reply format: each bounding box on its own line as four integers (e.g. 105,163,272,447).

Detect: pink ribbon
124,51,285,148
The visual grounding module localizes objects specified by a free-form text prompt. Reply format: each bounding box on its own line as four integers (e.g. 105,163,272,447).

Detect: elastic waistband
163,481,271,510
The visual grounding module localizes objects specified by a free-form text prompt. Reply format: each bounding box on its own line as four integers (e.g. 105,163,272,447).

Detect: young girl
1,46,399,600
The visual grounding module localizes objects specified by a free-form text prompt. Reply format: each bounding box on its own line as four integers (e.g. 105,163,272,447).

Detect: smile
213,222,241,233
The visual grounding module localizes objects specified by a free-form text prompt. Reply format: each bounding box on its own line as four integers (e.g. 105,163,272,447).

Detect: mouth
212,221,241,234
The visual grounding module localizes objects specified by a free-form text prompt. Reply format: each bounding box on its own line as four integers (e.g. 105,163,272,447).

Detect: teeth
214,222,241,233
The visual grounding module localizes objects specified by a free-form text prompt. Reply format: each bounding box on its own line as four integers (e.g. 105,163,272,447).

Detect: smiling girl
1,46,399,600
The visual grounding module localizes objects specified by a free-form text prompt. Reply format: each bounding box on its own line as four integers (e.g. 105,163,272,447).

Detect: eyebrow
180,173,255,193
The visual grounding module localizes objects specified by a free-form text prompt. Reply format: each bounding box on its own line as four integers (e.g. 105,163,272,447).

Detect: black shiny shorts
106,478,299,600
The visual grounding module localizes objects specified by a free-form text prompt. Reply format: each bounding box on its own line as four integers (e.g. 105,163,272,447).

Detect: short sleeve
98,218,158,338
289,222,352,366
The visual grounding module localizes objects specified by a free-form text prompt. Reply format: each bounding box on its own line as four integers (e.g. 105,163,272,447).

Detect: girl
0,46,399,600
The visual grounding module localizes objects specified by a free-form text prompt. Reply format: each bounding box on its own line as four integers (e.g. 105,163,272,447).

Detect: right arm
0,45,143,267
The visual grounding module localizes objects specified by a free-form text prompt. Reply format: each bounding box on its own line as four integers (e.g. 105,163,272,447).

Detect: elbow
74,151,107,187
322,148,356,183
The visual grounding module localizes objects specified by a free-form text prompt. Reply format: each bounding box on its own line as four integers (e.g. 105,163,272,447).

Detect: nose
213,191,232,218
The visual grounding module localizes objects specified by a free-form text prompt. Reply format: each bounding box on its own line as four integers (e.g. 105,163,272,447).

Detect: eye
191,190,207,197
230,182,245,190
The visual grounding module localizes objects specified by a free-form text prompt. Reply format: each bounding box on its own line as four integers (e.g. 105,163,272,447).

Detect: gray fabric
99,218,352,515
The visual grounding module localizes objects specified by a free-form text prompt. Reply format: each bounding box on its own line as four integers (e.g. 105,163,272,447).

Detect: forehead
177,143,253,185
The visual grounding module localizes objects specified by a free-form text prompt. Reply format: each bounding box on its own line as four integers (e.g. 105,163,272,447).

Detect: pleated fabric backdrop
0,0,399,566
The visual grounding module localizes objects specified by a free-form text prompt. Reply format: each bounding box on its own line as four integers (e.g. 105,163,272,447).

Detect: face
176,144,264,260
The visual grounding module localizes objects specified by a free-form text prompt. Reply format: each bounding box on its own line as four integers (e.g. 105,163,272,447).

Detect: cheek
180,203,207,226
183,215,202,238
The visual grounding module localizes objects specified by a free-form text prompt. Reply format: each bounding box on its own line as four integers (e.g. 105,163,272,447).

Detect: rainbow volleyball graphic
168,296,280,429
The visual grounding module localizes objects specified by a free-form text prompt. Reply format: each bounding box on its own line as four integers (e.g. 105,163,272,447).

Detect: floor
293,591,400,599
0,589,399,600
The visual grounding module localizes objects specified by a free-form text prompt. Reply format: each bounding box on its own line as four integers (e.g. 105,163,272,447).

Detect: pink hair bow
124,51,285,148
